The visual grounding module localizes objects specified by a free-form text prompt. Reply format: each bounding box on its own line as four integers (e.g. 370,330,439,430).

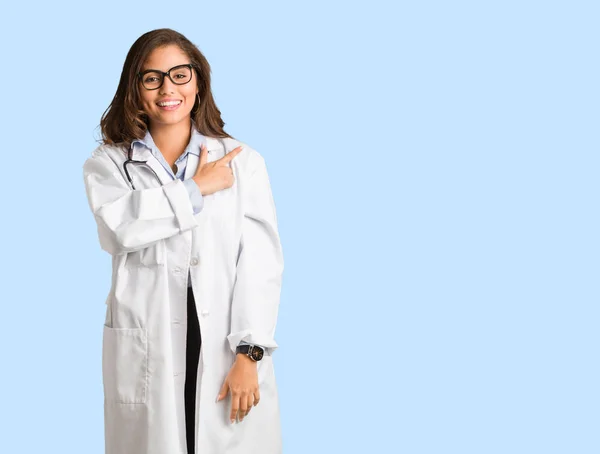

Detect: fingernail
230,419,235,424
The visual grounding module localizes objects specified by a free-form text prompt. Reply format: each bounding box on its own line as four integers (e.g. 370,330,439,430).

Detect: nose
159,75,177,94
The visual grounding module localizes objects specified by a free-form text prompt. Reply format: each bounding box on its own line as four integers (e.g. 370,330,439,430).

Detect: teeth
157,101,181,107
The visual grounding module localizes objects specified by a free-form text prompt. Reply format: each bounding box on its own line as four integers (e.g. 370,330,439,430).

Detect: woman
82,28,284,454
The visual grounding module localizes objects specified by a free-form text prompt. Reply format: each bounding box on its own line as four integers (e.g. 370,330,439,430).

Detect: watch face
250,346,264,361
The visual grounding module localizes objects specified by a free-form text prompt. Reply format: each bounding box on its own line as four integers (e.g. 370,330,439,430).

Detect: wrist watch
235,344,265,361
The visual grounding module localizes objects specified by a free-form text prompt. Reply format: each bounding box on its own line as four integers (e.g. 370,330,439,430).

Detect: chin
152,111,192,125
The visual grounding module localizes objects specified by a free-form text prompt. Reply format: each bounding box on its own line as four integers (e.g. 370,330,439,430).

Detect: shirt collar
131,121,206,160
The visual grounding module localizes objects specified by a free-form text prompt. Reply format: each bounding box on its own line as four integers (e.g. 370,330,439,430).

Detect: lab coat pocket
124,240,166,268
203,187,230,206
102,325,148,404
204,187,234,218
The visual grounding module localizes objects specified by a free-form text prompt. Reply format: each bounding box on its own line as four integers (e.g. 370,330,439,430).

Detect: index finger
217,146,244,165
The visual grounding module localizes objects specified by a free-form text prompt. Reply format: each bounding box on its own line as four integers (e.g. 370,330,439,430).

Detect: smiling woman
99,31,231,152
84,28,284,454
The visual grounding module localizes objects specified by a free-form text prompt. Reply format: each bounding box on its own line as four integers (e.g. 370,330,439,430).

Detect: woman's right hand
192,143,244,196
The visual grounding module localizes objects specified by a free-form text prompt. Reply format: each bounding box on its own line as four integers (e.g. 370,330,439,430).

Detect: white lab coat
82,136,284,454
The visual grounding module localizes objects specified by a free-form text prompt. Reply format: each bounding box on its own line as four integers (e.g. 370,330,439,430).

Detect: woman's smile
156,99,182,111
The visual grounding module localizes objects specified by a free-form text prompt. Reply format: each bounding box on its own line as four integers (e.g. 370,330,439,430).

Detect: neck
148,118,192,160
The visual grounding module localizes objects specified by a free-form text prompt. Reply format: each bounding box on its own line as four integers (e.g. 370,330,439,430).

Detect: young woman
82,28,284,454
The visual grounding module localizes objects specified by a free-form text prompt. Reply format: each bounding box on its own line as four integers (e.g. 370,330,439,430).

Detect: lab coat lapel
145,157,173,186
184,153,199,181
130,146,175,187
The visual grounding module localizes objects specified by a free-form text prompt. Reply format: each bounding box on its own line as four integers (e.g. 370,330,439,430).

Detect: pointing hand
192,143,244,196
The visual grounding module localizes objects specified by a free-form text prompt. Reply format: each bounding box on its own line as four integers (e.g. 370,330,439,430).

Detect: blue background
0,1,598,453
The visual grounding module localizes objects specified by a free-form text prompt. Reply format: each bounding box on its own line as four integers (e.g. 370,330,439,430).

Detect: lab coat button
201,309,210,316
190,258,199,266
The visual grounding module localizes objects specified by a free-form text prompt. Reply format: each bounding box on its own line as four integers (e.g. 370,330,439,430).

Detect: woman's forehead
142,45,189,71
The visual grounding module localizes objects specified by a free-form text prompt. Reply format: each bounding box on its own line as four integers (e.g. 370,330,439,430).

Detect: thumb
198,143,208,168
216,379,229,402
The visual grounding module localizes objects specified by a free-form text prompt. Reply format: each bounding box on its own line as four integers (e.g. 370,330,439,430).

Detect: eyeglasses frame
137,63,196,90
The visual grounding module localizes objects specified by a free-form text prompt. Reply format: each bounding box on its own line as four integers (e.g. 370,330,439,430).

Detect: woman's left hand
216,354,260,424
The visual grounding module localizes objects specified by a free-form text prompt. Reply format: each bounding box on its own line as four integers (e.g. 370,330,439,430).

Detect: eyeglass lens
141,65,192,90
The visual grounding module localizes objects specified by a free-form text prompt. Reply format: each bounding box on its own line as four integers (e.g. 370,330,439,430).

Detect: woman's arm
227,151,284,357
82,147,199,256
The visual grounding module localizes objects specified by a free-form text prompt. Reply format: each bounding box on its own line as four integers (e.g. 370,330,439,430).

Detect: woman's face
138,44,199,128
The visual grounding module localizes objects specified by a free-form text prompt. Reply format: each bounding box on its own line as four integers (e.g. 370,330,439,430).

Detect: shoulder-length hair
99,28,234,151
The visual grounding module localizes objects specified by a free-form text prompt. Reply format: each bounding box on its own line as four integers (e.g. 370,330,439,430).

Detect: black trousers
185,285,201,454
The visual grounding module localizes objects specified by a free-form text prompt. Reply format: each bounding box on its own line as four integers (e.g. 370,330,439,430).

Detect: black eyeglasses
137,64,195,90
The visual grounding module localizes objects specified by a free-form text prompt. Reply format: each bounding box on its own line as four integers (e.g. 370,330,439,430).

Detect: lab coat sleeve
82,148,199,255
227,153,284,356
238,340,265,349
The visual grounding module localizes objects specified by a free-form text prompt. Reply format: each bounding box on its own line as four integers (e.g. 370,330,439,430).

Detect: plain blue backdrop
0,1,598,453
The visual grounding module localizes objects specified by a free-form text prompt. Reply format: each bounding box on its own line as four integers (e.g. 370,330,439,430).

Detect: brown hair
98,28,234,151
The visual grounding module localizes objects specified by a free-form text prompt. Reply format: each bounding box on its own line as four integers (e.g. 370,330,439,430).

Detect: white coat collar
128,124,226,186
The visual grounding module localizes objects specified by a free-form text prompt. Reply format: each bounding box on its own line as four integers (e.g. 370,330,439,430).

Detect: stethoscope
124,138,226,190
